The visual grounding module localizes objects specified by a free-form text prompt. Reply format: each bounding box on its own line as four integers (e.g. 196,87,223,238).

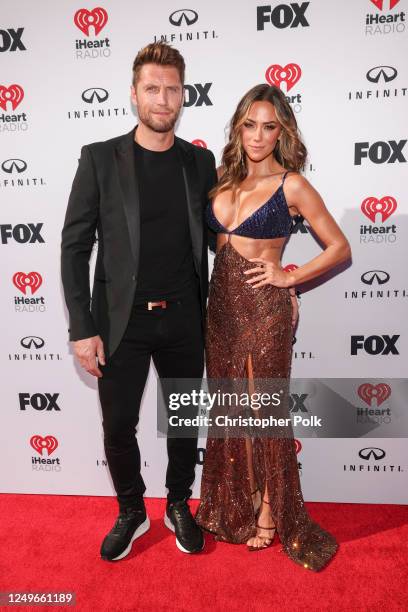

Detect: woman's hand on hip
244,258,290,288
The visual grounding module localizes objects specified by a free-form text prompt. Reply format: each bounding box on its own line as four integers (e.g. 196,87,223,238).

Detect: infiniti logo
81,87,109,104
361,270,390,285
1,158,27,173
169,9,198,26
366,65,397,83
20,336,45,349
358,447,386,460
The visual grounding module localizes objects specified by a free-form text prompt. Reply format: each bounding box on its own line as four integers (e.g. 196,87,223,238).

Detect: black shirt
132,139,197,302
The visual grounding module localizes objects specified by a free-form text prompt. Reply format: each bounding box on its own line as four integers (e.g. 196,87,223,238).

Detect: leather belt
147,300,167,310
133,294,193,310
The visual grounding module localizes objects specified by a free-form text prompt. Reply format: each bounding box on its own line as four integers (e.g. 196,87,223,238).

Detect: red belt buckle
147,300,167,310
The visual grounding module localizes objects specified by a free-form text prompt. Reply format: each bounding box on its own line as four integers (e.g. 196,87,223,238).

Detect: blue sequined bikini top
206,170,294,239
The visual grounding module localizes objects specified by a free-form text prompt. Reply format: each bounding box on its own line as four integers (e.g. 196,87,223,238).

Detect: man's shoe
164,498,204,554
100,507,150,561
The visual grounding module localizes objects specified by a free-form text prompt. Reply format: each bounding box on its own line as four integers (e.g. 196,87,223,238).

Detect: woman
195,84,351,571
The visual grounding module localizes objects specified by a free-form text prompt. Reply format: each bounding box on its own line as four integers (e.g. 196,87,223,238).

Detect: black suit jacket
61,126,217,358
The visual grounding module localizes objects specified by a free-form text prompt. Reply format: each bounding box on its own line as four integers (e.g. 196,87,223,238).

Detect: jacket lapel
176,137,203,274
115,128,140,268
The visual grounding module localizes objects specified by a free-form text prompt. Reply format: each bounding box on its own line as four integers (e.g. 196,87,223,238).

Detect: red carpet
0,494,407,611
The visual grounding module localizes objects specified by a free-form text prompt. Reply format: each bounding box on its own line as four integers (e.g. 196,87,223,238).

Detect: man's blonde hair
132,42,185,86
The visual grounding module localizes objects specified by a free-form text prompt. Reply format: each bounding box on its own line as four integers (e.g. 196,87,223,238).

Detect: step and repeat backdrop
1,0,407,503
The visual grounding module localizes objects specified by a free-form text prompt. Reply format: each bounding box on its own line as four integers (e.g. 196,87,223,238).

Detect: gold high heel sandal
247,498,276,552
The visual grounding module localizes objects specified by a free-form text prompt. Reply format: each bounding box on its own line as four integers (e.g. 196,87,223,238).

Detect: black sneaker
164,499,204,554
100,507,150,561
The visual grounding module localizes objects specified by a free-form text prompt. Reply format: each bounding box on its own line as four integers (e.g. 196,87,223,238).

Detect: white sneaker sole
164,514,204,554
108,516,150,561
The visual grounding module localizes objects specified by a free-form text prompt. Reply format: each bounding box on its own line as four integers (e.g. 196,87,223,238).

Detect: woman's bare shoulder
284,170,311,193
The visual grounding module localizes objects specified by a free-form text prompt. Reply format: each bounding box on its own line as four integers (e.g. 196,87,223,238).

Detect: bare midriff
216,233,288,266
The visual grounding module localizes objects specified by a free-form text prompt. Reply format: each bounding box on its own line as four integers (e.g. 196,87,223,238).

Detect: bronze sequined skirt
195,240,338,571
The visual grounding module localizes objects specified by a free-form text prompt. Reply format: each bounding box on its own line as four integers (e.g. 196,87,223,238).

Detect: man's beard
138,106,180,133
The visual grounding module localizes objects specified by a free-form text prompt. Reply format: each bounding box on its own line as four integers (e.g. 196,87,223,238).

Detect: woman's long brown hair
210,84,307,199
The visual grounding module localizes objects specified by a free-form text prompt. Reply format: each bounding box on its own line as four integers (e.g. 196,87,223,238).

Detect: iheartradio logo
265,63,301,91
294,439,302,453
192,139,207,148
361,196,397,222
370,0,400,9
30,435,58,456
74,7,108,36
13,271,43,295
283,264,298,273
0,84,24,111
358,383,391,406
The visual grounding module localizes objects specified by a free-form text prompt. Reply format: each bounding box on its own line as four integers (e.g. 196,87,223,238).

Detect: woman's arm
283,174,352,286
245,174,352,289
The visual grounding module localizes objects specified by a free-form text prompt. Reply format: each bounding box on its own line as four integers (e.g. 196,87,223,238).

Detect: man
61,42,217,561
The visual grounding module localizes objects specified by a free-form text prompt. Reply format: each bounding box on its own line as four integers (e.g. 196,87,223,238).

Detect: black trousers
98,288,204,511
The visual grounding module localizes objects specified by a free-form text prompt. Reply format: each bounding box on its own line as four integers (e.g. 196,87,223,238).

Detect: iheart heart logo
361,196,397,222
370,0,400,10
74,7,108,36
13,271,43,295
283,264,299,273
265,63,302,91
0,84,24,111
294,439,302,454
192,139,207,148
30,435,58,456
358,383,391,406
